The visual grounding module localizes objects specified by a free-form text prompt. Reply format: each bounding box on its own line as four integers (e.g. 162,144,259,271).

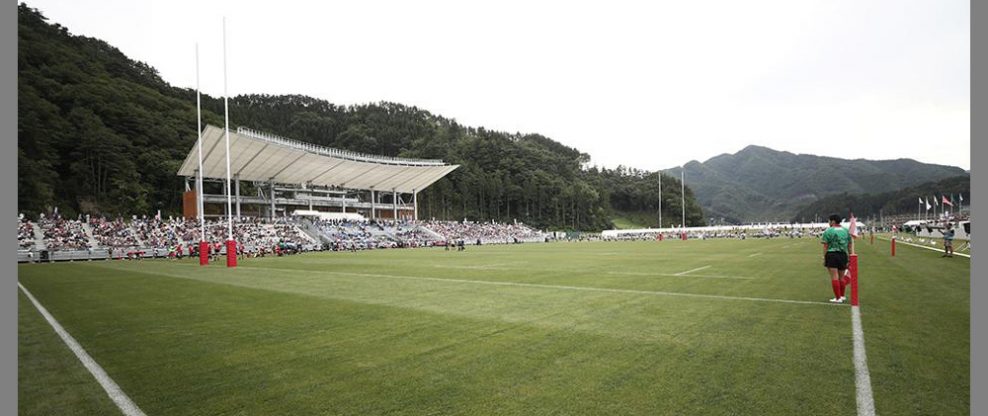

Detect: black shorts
824,251,848,269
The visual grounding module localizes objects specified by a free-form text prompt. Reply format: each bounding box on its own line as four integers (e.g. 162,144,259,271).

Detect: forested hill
664,145,968,224
17,4,703,231
790,175,970,222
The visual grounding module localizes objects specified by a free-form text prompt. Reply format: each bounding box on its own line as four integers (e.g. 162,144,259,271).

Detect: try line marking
18,282,147,416
674,265,711,276
851,306,877,416
127,263,841,307
878,237,971,258
748,252,763,258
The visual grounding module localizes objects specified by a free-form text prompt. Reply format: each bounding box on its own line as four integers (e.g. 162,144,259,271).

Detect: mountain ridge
664,145,967,223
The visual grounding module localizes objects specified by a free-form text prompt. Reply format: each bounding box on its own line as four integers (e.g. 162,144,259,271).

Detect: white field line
674,265,711,276
606,271,754,280
748,252,763,258
851,306,877,416
432,263,515,270
878,237,971,258
18,282,147,416
124,263,840,307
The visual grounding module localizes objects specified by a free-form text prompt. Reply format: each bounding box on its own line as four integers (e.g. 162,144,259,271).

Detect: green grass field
18,237,969,415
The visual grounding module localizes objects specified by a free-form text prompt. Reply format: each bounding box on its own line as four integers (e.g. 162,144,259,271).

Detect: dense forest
17,4,703,231
790,175,970,222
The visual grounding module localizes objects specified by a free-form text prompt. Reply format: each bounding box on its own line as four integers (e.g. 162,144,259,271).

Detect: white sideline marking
851,306,877,416
748,252,763,258
878,237,971,258
133,263,839,307
606,271,754,280
18,282,147,416
674,265,711,276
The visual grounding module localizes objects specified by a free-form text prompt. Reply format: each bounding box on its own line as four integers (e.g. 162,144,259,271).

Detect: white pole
413,190,418,221
680,169,686,229
196,43,205,242
235,175,240,219
658,173,662,228
223,17,233,242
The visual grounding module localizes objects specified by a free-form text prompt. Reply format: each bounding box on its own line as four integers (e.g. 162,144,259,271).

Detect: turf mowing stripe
851,306,876,416
674,265,711,276
877,237,971,258
135,263,842,307
605,271,754,280
17,282,147,416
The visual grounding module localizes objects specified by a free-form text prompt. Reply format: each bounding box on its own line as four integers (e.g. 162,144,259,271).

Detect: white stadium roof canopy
177,125,459,193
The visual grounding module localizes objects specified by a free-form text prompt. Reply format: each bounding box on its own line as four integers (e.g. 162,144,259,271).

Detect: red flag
942,195,953,207
848,212,858,239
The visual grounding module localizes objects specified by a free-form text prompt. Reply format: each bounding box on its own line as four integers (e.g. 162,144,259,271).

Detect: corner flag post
848,212,859,305
850,254,859,306
680,169,686,240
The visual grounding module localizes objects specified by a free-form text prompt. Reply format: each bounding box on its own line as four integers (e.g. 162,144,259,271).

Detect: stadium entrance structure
177,125,459,220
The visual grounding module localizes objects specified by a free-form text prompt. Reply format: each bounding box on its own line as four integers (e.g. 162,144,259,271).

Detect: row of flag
918,194,964,210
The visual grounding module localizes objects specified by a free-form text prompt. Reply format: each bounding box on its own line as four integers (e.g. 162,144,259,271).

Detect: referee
821,214,853,303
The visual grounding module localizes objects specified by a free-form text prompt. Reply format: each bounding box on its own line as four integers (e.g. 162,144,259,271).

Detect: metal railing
236,127,446,167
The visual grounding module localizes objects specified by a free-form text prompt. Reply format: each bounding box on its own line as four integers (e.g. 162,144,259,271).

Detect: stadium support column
371,190,376,219
413,189,418,221
269,180,275,221
235,174,241,220
342,190,347,213
393,190,398,220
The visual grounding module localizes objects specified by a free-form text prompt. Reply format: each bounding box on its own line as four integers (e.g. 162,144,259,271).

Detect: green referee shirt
821,226,850,253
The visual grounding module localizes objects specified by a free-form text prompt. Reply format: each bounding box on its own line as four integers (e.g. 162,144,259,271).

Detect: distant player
942,223,955,258
821,214,853,303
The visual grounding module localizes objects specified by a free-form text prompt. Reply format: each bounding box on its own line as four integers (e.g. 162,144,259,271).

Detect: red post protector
849,254,859,306
226,240,238,267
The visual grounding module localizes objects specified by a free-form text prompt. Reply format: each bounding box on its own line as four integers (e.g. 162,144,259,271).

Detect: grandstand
16,213,546,262
177,125,459,220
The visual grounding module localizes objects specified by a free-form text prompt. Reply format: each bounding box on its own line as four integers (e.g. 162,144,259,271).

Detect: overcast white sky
25,0,970,171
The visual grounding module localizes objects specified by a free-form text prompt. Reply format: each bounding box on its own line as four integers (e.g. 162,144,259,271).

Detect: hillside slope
665,145,967,223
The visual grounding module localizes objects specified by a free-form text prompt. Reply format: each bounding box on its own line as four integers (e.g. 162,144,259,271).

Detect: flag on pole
848,212,859,239
933,196,939,206
942,195,953,207
960,194,964,202
925,198,931,211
